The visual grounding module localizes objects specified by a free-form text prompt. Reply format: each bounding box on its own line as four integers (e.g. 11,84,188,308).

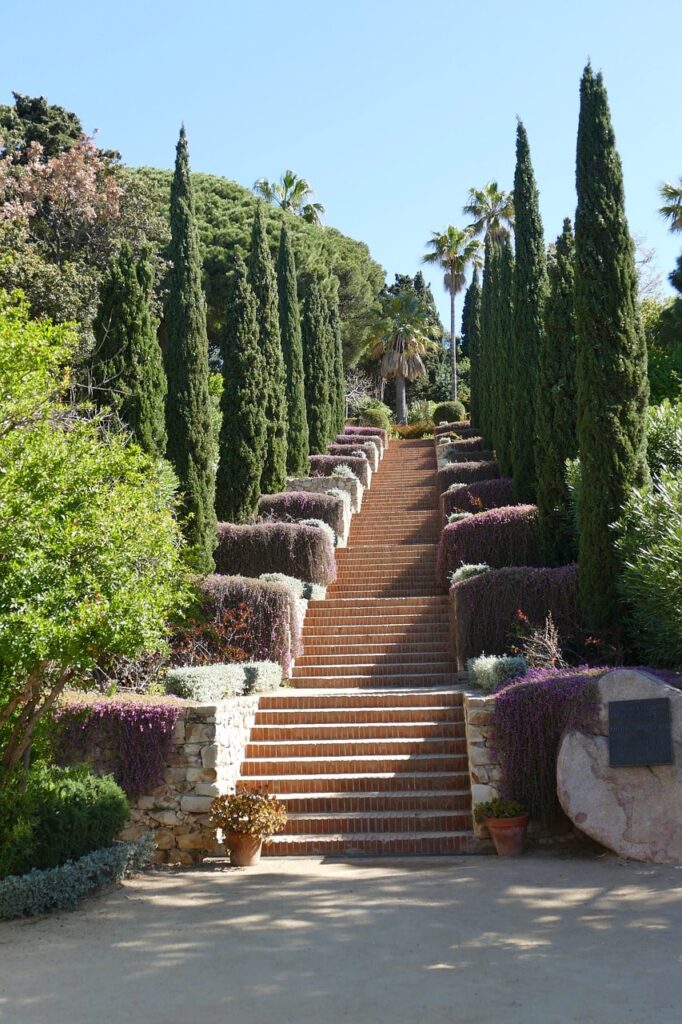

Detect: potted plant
209,788,287,866
474,798,529,857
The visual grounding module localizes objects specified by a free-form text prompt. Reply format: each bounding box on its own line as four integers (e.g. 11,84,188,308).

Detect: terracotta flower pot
485,814,529,857
226,833,263,867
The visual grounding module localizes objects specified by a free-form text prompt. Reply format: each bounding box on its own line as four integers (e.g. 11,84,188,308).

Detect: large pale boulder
557,669,682,862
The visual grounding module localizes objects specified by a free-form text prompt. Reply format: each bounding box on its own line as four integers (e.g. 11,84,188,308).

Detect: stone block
180,794,214,813
194,782,221,797
185,723,216,743
176,831,216,852
201,744,219,769
153,829,176,850
148,809,180,827
471,783,496,805
185,767,217,783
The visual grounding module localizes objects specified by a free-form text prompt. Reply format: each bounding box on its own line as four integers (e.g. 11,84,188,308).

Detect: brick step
292,660,454,677
251,722,464,741
326,589,440,599
259,691,463,709
255,707,463,725
291,674,461,688
241,753,469,775
246,736,467,758
263,831,473,856
278,789,471,813
283,809,473,836
302,619,449,631
295,651,450,668
242,771,468,793
301,642,449,657
303,622,449,635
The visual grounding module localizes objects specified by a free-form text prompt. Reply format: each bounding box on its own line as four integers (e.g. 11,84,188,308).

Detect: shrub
343,424,389,446
334,434,383,456
441,448,495,464
394,421,434,439
358,402,392,431
56,697,182,798
450,564,579,669
467,654,527,693
299,518,337,551
437,461,501,491
165,661,282,702
450,563,491,585
436,505,541,589
209,788,287,841
260,572,325,602
473,798,526,823
433,400,466,424
327,441,378,472
215,522,336,586
258,491,346,539
0,764,129,880
447,512,474,525
446,436,484,452
646,400,682,477
0,836,153,919
615,471,682,667
441,478,516,519
434,421,470,436
309,454,371,489
408,399,436,423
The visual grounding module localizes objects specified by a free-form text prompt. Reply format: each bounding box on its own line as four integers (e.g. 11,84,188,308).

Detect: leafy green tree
248,205,288,493
91,242,167,457
302,277,332,451
422,226,482,401
328,288,346,434
215,254,266,521
575,65,650,633
463,181,514,240
511,120,548,502
165,126,217,573
253,170,325,224
0,295,185,777
0,92,83,161
659,178,682,233
536,219,578,564
490,234,515,475
276,223,309,474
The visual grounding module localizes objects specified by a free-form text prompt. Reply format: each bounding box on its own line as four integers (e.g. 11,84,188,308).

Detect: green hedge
165,661,282,702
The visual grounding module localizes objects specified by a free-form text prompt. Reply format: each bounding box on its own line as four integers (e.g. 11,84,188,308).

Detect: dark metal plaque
608,698,673,768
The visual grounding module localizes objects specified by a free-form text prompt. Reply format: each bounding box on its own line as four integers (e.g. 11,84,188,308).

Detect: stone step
264,831,473,856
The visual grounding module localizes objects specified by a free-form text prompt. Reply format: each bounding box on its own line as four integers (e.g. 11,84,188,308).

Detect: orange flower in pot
474,798,529,857
209,788,287,866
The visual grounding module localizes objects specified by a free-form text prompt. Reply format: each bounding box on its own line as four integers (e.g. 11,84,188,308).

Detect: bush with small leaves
467,654,528,693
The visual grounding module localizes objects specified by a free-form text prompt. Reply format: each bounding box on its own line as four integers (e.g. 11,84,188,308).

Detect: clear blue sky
3,0,680,330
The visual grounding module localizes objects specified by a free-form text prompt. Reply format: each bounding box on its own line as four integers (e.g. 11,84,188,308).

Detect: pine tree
165,126,217,572
276,223,309,475
92,242,167,457
327,288,346,434
460,267,479,361
215,254,266,522
536,218,578,565
491,234,515,476
575,65,649,631
478,234,498,445
248,204,288,493
302,277,332,453
511,120,548,502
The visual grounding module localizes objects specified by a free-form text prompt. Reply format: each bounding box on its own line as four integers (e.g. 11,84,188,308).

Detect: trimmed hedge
436,505,541,589
165,661,282,702
441,448,495,464
259,491,346,540
334,434,383,457
434,422,478,438
449,564,579,669
215,523,336,586
327,441,379,472
446,436,484,452
0,836,153,919
343,424,389,446
309,454,371,489
198,573,305,671
433,401,466,424
440,478,516,519
437,461,501,491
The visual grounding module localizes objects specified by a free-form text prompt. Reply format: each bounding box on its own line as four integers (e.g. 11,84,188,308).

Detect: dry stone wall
463,693,502,837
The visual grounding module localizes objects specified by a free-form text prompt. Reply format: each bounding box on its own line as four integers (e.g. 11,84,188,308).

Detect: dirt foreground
1,853,681,1024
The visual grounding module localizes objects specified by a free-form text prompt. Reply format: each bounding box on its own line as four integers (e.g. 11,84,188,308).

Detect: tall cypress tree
478,234,498,446
302,277,332,453
276,223,309,475
248,204,288,493
536,218,578,565
165,126,217,572
327,288,346,435
463,268,482,426
575,65,649,631
215,254,266,522
92,241,167,457
491,234,515,476
511,120,548,502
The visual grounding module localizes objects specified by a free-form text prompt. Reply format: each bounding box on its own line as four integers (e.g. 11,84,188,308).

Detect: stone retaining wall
463,693,502,838
120,697,259,865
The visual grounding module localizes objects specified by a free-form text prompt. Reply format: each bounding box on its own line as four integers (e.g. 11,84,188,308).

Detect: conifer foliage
511,121,547,503
302,277,332,453
249,204,288,494
536,218,578,565
92,242,167,457
477,234,498,446
276,223,309,475
215,254,266,523
490,234,515,477
328,289,346,434
574,66,649,631
165,126,217,573
462,268,481,427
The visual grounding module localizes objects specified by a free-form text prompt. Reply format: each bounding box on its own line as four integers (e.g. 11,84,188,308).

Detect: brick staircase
241,439,473,855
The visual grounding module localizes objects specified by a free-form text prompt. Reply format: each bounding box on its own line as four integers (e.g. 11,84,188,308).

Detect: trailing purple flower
436,504,541,589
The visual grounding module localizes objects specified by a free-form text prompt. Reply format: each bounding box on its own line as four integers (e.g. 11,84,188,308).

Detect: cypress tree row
574,65,649,632
478,234,498,446
276,223,309,475
301,277,332,453
248,204,288,494
215,254,266,522
510,120,548,503
535,218,578,565
327,289,346,435
92,241,167,457
490,234,515,476
463,268,482,427
165,127,217,573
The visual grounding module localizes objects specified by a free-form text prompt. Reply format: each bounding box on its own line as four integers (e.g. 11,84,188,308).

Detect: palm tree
368,291,434,424
253,170,325,225
659,179,682,233
463,181,514,239
422,226,483,400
